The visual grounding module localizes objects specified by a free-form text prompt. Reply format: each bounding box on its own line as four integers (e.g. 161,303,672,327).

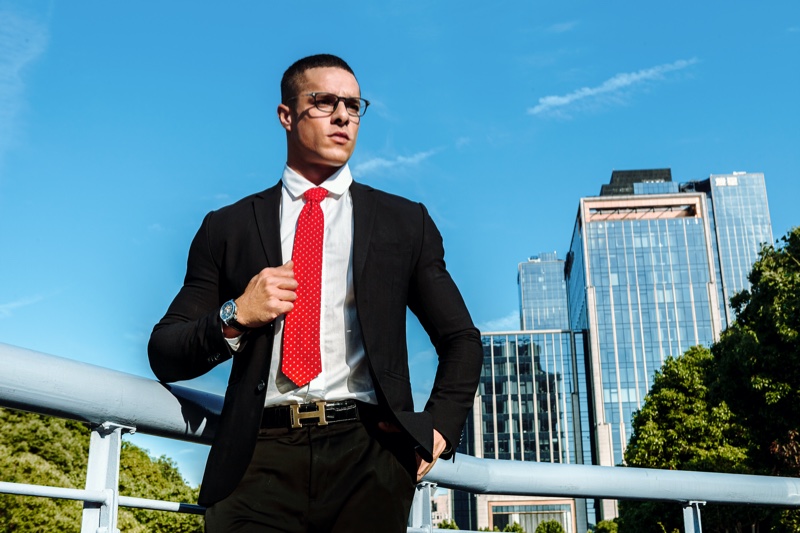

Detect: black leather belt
261,400,360,429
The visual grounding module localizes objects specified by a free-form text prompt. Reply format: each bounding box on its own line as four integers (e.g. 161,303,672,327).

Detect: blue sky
1,1,798,487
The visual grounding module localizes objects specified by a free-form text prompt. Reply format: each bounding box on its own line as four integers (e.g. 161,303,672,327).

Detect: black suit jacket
148,181,482,506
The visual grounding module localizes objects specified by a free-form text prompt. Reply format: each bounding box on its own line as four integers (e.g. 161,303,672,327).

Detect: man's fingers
276,261,295,276
416,455,436,482
277,289,297,302
275,278,298,291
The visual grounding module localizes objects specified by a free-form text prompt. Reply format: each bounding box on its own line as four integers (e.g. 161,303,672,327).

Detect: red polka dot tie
282,187,328,386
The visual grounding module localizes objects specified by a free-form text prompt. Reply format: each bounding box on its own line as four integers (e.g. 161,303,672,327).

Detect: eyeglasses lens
313,93,366,117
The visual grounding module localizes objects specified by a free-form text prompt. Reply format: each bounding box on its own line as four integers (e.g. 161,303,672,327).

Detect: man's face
279,67,361,183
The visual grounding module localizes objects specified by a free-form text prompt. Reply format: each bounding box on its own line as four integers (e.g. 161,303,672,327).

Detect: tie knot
304,187,328,203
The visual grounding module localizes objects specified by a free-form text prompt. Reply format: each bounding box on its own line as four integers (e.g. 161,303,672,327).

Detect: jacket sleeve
408,203,483,457
148,211,234,383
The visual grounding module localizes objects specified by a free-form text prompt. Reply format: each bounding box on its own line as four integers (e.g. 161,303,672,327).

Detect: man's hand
415,429,447,482
377,423,448,482
223,261,297,337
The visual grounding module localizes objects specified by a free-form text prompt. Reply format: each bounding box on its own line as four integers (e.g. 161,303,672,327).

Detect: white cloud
546,21,579,34
0,9,48,164
476,310,520,333
0,295,44,318
352,149,438,177
528,58,699,117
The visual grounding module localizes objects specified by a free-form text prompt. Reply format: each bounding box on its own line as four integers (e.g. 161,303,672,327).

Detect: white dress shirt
248,164,377,406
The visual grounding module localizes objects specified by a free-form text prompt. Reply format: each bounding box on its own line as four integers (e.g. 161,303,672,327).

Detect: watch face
220,300,235,322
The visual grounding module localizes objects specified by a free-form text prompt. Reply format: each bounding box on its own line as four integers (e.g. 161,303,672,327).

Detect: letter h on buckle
290,401,329,429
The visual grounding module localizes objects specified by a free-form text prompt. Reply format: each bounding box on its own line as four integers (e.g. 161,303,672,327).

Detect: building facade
689,172,774,329
519,253,570,330
565,169,772,518
454,331,591,533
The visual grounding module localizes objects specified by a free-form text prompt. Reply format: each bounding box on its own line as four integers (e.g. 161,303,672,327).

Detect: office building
565,169,773,518
686,172,773,329
519,253,570,330
454,331,590,533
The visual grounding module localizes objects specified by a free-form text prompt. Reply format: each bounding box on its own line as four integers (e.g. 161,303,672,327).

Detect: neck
286,162,342,186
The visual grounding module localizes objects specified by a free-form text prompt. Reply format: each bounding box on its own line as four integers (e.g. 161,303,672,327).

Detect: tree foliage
437,518,460,529
534,519,564,533
620,346,754,532
710,227,800,530
712,228,800,474
502,521,525,532
592,519,618,533
625,346,748,472
0,408,203,532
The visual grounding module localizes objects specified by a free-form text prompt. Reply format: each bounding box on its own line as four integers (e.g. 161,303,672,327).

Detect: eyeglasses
290,92,370,117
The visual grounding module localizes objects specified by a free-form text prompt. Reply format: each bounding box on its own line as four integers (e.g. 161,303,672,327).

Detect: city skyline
472,169,775,528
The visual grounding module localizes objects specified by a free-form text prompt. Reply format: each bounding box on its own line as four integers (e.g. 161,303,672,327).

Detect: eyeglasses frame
287,92,370,117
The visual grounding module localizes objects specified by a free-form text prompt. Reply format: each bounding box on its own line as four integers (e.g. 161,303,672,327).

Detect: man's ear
277,103,292,132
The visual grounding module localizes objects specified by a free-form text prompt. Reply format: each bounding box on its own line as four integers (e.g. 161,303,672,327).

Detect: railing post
682,500,705,533
81,422,134,533
408,482,435,532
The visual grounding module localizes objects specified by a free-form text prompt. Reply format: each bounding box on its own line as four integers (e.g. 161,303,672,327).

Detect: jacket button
256,380,266,392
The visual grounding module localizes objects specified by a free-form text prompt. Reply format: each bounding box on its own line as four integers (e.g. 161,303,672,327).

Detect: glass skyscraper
684,172,773,328
519,253,570,330
565,169,772,519
455,331,590,533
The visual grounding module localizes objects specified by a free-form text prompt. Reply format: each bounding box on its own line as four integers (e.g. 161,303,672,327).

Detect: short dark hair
280,54,357,104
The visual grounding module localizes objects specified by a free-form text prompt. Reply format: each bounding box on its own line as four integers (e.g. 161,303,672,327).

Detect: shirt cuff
222,328,245,352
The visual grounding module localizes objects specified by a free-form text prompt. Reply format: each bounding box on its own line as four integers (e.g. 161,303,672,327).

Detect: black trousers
204,408,417,533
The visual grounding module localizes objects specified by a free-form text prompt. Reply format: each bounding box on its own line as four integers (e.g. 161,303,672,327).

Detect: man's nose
330,100,350,123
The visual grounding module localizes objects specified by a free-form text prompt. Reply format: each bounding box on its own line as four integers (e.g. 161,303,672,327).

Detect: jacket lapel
253,181,283,266
350,181,376,288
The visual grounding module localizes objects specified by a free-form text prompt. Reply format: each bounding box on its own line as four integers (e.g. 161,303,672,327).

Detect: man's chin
318,151,353,168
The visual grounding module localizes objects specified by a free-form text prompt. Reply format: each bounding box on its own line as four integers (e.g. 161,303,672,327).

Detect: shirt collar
281,164,353,201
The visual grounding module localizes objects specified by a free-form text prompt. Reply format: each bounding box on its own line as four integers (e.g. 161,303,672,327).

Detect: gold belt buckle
290,401,329,429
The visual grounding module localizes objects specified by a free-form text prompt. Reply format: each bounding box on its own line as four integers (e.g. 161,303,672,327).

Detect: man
148,54,482,532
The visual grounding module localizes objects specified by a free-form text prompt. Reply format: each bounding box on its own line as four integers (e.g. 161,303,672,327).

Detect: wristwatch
220,299,250,333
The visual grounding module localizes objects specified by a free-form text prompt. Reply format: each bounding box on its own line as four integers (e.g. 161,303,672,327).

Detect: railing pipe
0,480,204,515
429,454,800,506
117,496,205,515
0,481,106,504
4,342,800,510
0,342,221,443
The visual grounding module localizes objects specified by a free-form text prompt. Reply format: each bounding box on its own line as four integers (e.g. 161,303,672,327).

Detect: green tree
535,519,564,533
625,346,748,472
502,521,525,532
619,346,757,533
437,518,459,529
711,227,800,530
713,228,800,471
0,408,203,532
592,518,618,532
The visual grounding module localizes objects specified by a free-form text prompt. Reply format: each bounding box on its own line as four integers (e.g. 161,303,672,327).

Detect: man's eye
345,99,361,113
316,94,338,108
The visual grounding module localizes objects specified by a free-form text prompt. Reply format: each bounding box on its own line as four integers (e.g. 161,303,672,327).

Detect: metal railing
2,341,800,533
